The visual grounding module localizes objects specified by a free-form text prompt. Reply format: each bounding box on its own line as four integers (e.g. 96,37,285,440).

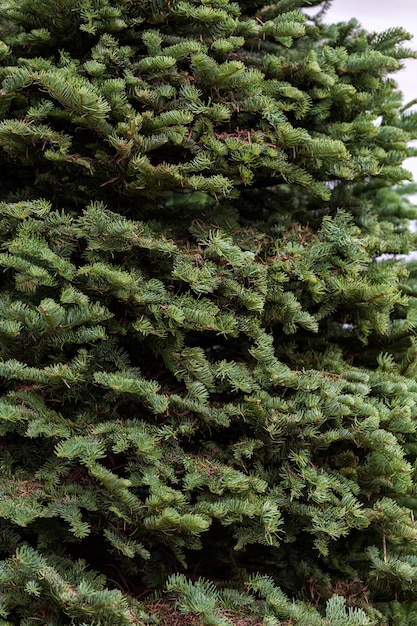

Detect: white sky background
319,0,417,182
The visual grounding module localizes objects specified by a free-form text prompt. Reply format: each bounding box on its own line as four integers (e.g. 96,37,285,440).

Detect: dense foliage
0,0,417,623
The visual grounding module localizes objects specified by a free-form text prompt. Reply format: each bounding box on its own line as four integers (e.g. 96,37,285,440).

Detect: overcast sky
323,0,417,181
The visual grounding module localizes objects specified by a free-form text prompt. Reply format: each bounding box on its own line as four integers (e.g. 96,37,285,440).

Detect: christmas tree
0,0,417,623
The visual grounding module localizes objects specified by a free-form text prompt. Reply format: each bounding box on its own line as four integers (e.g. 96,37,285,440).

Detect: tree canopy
0,1,417,624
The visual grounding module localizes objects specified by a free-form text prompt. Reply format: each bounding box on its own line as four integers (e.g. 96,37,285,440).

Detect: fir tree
0,0,417,624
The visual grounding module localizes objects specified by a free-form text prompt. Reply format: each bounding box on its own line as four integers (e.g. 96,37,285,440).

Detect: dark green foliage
0,0,417,624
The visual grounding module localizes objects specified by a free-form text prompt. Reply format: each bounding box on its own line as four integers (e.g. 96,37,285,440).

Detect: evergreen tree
0,0,416,623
